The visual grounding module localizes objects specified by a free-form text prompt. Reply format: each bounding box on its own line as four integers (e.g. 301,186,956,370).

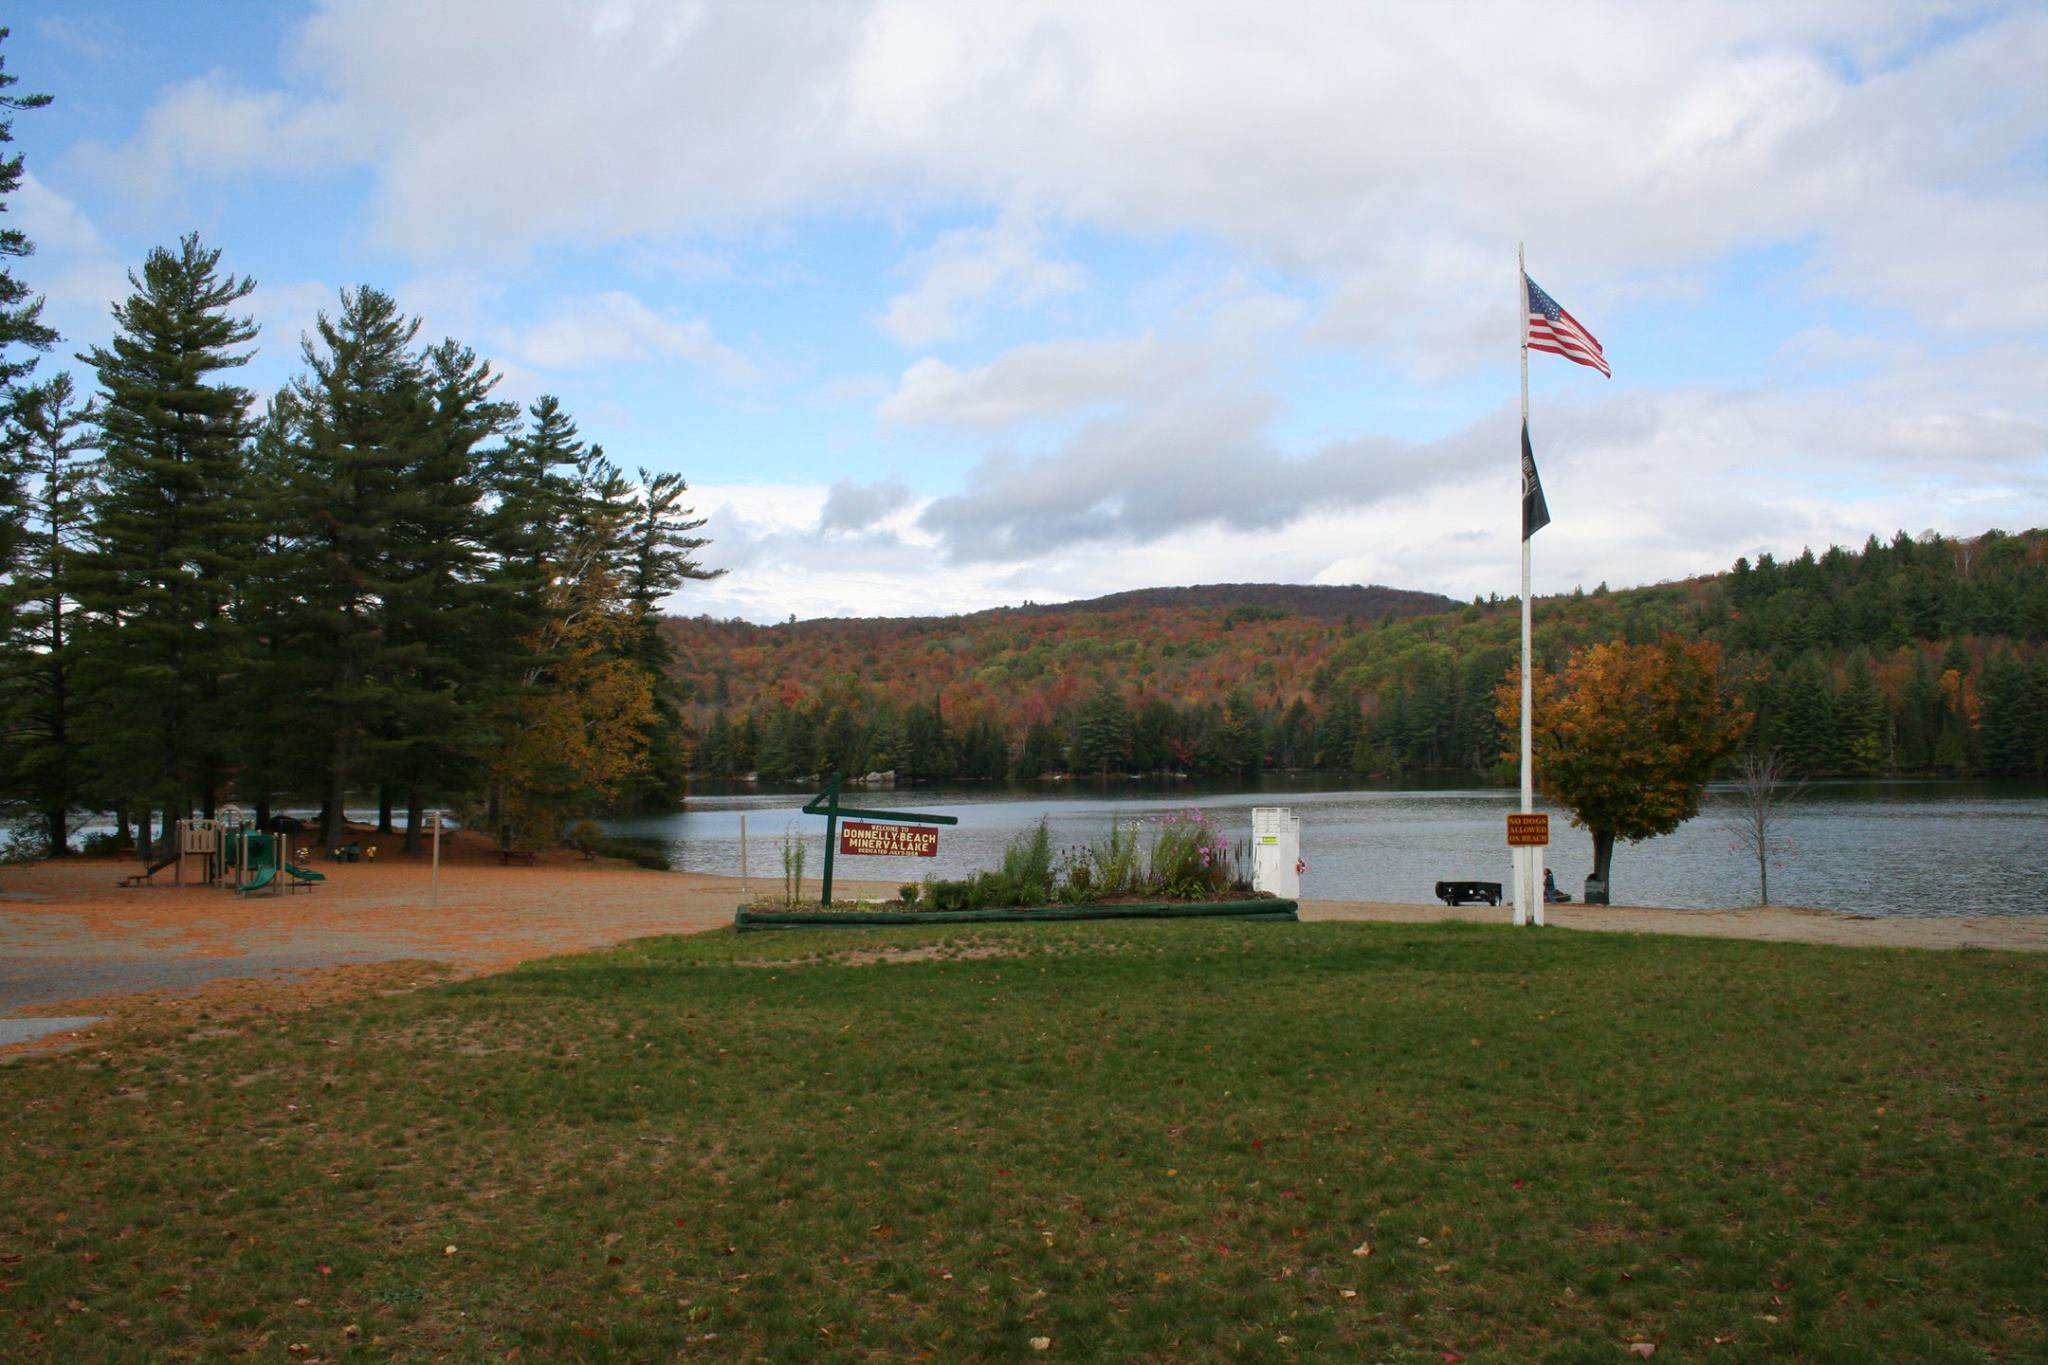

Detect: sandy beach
3,831,2042,1057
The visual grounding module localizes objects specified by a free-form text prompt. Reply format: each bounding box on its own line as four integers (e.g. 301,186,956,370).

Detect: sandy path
3,833,2041,1055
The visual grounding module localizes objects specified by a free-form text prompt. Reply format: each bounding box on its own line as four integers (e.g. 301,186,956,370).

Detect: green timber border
733,899,1298,932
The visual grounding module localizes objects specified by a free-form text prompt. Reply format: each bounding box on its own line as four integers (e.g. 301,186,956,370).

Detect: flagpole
1516,244,1542,927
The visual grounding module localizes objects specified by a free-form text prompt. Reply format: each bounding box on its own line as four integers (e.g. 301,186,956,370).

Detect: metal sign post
802,771,959,906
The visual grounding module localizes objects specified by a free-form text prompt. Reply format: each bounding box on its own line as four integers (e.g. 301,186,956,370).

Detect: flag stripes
1524,273,1609,377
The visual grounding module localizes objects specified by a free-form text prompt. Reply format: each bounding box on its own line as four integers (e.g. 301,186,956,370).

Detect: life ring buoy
1295,857,1307,877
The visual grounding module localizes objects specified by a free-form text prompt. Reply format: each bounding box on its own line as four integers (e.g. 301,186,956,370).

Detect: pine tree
380,339,516,850
1977,650,2032,776
0,375,94,851
617,467,722,808
0,30,53,394
282,285,428,848
75,234,258,837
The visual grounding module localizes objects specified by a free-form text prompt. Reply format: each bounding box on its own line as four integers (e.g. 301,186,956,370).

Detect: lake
606,775,2048,920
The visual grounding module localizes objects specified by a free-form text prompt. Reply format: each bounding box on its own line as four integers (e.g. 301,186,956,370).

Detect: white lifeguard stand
1251,807,1301,898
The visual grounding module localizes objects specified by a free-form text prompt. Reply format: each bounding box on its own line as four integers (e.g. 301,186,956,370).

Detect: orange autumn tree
489,446,666,844
1498,637,1751,897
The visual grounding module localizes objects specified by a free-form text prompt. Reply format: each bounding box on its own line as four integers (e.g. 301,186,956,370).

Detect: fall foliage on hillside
666,528,2048,785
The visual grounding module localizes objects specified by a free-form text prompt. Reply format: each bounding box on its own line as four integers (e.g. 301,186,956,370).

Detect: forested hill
1016,583,1459,620
668,528,2048,784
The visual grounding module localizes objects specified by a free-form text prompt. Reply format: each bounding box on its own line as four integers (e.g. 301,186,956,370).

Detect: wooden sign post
803,772,959,906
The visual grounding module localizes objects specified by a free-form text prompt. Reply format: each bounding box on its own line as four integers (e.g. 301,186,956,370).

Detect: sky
7,0,2046,623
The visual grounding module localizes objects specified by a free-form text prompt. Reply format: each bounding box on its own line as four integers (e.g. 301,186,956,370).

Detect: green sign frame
802,771,960,906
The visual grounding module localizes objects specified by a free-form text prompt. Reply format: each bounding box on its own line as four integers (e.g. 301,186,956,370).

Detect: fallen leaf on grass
1352,1242,1372,1258
1029,1336,1051,1351
1628,1345,1656,1358
1338,1289,1358,1300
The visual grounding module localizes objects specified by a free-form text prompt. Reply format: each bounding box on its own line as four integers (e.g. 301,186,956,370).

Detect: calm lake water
607,775,2048,920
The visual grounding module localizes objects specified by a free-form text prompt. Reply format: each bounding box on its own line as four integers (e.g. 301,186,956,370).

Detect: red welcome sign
838,821,940,857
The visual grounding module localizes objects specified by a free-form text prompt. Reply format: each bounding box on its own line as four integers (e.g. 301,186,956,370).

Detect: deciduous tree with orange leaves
1498,637,1751,899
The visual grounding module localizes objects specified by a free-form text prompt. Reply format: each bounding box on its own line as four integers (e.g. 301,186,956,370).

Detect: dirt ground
3,829,2042,1059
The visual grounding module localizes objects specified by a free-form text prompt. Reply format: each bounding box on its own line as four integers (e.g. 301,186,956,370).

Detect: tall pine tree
281,286,429,849
1,375,95,852
76,235,258,839
0,28,53,395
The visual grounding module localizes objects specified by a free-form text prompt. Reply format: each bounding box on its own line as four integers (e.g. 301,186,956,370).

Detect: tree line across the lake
673,525,2048,787
0,40,720,857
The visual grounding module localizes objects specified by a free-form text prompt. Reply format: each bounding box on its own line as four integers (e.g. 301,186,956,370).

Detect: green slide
284,864,326,883
237,867,277,894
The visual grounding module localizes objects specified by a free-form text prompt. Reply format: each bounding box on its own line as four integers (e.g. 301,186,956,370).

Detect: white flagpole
1516,245,1542,927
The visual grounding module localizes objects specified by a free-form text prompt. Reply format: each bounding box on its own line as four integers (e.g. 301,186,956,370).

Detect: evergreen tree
1977,650,2033,775
1072,683,1133,775
0,30,53,394
75,234,258,838
1132,698,1176,772
1220,686,1264,775
379,339,516,850
617,467,721,808
1014,721,1064,778
1318,693,1360,771
1834,653,1885,774
0,375,94,851
282,285,429,848
1775,654,1837,774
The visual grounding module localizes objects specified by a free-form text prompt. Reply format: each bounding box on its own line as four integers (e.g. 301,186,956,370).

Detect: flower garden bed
733,898,1297,932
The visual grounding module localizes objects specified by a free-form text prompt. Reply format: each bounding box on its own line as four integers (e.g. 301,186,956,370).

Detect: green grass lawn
4,922,2044,1362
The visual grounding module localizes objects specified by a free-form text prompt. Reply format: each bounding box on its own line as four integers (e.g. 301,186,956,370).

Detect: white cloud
70,73,354,203
494,292,757,382
880,339,1164,428
91,2,2048,349
878,214,1083,345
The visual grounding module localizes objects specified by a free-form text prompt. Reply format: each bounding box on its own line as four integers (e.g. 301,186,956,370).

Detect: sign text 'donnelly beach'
838,821,940,857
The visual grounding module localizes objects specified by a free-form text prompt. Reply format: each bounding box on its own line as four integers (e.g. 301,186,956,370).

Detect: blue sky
8,1,2046,621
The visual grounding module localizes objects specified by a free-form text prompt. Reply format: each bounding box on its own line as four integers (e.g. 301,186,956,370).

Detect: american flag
1524,273,1609,377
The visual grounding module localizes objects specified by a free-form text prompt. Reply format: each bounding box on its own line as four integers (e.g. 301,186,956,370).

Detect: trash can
1583,876,1609,906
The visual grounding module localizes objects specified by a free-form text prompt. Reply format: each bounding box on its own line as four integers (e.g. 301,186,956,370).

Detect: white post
739,813,748,893
430,810,442,910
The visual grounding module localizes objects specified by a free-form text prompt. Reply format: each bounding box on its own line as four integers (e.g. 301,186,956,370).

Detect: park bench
1435,880,1503,907
498,848,536,866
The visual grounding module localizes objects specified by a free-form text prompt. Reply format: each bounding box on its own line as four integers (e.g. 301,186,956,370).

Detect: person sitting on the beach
1544,868,1572,904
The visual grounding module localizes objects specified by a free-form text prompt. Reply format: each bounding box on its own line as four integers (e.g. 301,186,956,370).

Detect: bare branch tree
1719,749,1806,906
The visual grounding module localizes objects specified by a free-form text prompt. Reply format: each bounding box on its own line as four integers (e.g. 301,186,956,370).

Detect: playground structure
114,810,325,895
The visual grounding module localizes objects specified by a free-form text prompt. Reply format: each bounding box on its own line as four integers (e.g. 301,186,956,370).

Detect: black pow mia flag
1521,421,1551,540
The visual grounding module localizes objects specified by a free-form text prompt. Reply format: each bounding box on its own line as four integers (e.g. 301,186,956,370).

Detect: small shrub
1146,809,1230,899
80,830,133,858
1052,844,1096,904
898,883,920,906
929,880,970,911
1085,821,1143,898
